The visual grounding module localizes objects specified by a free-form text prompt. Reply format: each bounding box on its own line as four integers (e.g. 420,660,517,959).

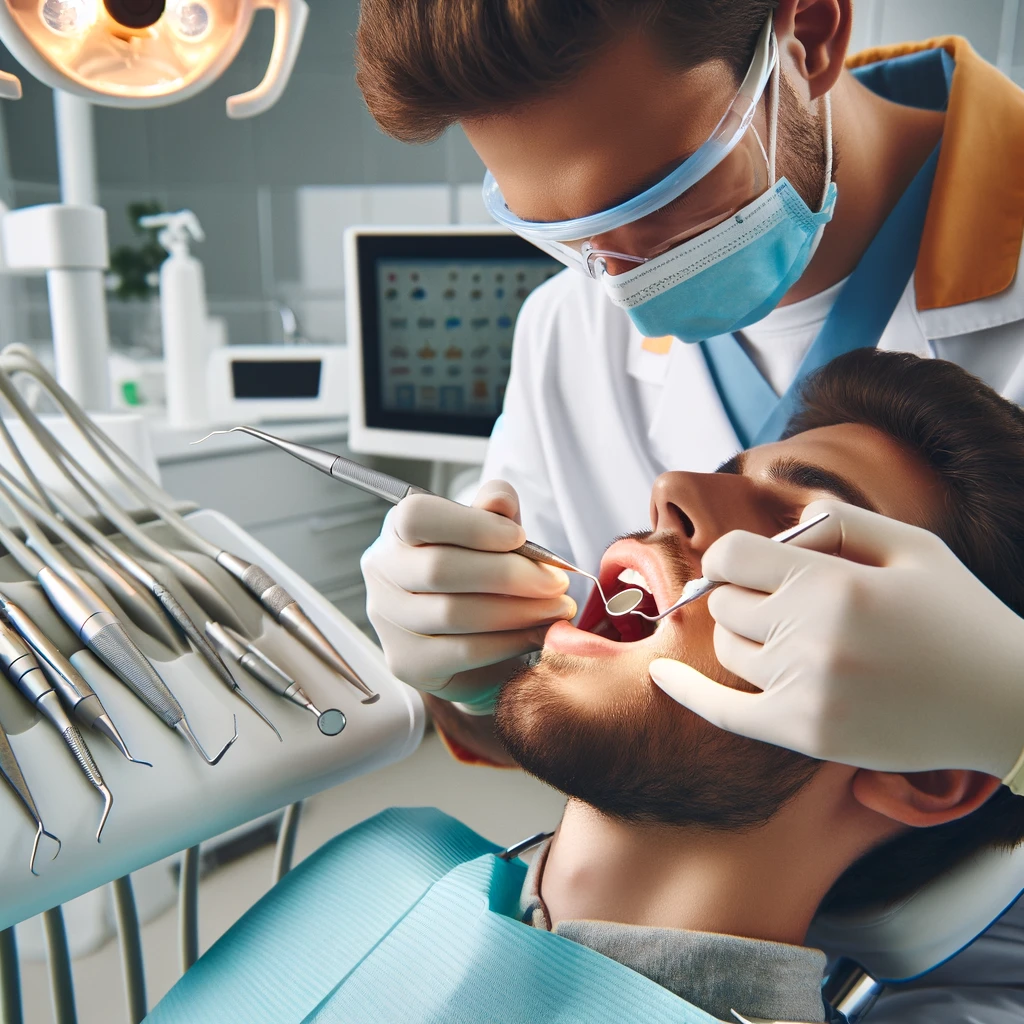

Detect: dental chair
810,841,1024,1022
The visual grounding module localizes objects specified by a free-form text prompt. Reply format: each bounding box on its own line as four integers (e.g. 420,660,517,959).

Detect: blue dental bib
145,808,719,1024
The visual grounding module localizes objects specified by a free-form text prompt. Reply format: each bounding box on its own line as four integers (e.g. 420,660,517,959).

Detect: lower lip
545,620,632,658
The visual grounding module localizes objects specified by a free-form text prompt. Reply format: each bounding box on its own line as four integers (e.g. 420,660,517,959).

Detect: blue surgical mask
600,177,838,342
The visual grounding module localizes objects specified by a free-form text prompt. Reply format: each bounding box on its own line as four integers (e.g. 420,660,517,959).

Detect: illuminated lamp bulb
168,0,210,40
39,0,97,35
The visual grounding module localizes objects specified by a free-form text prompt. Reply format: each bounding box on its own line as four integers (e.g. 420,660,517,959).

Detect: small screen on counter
231,359,323,399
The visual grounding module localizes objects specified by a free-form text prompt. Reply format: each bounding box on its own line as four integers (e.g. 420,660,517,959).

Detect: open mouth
572,537,684,645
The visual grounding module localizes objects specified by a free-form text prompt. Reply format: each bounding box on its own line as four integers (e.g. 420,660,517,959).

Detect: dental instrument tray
0,345,423,930
0,507,423,929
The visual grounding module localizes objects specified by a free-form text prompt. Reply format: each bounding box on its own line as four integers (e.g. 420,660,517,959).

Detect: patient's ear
851,769,1001,828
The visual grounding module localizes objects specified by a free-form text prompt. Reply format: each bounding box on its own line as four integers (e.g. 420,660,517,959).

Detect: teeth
617,567,652,594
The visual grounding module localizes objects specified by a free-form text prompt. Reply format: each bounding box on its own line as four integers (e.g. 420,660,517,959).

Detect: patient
486,349,1024,1021
149,351,1024,1024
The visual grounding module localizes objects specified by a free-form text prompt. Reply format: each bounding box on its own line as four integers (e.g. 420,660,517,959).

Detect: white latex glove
649,499,1024,785
361,479,576,710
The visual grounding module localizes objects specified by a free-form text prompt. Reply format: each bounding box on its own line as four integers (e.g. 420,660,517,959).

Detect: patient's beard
494,586,820,829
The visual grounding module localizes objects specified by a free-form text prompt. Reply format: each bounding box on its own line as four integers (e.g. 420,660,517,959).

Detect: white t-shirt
738,276,850,396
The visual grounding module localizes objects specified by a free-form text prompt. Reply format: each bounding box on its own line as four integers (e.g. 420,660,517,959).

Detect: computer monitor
345,225,562,463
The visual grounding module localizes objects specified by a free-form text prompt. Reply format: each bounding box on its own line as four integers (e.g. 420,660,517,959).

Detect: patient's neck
541,771,885,946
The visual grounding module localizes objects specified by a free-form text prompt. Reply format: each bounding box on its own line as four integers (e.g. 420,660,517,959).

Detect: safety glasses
482,15,778,277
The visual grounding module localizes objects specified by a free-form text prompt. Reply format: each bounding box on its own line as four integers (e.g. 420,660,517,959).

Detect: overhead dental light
0,0,307,412
0,0,308,117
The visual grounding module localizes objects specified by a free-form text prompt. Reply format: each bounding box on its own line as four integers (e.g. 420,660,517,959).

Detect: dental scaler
0,718,60,874
0,620,113,842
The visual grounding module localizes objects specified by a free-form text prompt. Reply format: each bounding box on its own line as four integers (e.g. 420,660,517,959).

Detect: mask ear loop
820,90,834,210
767,55,780,185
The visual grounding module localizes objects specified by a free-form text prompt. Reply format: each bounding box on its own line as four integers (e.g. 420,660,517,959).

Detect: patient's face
495,423,945,827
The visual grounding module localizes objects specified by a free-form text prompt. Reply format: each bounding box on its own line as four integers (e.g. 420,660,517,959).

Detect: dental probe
0,719,60,874
0,350,378,705
0,518,237,765
0,620,113,841
195,426,589,579
0,596,150,766
0,474,280,739
605,511,833,620
207,623,346,737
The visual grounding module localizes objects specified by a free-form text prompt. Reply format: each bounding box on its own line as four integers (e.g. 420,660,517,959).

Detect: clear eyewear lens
574,122,770,277
482,15,777,275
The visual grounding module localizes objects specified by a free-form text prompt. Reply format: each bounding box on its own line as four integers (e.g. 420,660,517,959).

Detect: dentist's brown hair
355,0,780,143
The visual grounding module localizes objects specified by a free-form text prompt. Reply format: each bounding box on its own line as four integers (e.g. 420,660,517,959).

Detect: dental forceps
0,619,113,841
0,594,150,766
604,511,832,620
0,718,60,874
0,517,237,765
0,346,379,705
206,622,346,736
195,426,592,580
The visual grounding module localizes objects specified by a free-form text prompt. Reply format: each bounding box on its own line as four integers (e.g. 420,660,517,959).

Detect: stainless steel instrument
196,426,588,578
604,512,833,620
0,619,113,841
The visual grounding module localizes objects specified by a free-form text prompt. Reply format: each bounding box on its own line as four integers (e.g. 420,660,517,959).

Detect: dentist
356,2,1024,1018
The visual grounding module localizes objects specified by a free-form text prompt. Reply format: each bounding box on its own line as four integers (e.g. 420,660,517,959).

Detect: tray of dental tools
0,507,425,931
0,345,423,931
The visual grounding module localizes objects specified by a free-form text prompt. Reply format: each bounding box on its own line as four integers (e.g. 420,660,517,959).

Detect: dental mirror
605,588,646,616
317,708,346,737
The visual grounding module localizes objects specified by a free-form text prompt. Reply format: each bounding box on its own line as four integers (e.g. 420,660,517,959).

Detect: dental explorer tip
94,714,152,767
176,714,239,766
189,430,231,445
95,785,113,843
235,686,282,742
29,823,60,876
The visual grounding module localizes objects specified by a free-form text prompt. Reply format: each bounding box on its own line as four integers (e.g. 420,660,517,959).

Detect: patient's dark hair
785,349,1024,913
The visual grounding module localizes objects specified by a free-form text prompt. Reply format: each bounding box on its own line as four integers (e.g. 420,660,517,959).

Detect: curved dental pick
95,783,113,843
29,822,61,877
175,713,239,766
0,721,60,874
92,713,152,767
231,685,282,742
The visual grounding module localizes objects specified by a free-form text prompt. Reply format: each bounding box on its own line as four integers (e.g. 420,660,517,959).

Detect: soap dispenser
140,210,212,429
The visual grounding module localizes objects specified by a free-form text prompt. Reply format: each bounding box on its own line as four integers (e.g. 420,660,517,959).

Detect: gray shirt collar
520,839,827,1023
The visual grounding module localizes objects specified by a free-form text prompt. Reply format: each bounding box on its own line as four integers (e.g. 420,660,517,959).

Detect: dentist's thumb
649,658,765,739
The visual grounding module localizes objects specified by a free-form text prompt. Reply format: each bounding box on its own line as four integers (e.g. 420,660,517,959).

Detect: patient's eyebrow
766,456,878,513
715,452,746,475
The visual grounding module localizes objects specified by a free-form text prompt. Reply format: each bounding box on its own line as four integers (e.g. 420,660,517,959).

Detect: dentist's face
494,422,943,827
463,33,828,274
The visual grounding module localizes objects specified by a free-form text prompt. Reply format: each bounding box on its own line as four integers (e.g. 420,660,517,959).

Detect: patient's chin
494,655,822,830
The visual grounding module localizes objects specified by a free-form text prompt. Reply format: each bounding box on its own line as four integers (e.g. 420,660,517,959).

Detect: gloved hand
362,479,576,710
649,499,1024,782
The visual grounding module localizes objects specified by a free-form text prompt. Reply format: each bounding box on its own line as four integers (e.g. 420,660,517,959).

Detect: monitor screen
355,233,561,438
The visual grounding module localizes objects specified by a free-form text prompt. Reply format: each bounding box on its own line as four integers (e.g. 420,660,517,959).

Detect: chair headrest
807,841,1024,982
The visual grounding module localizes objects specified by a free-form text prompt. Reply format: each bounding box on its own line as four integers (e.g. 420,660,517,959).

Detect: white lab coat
481,263,1024,1019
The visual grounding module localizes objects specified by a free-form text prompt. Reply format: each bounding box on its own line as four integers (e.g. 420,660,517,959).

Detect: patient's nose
649,471,773,556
